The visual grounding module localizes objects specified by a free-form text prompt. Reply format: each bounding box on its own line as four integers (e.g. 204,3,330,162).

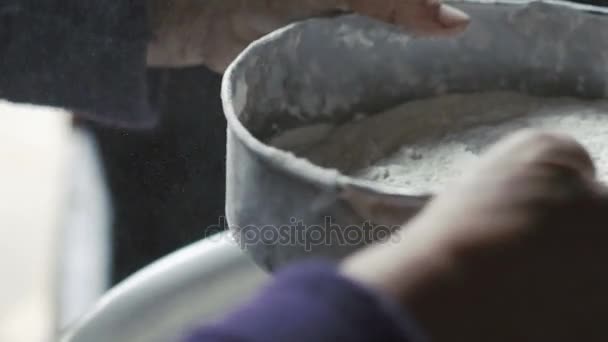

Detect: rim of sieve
221,0,608,199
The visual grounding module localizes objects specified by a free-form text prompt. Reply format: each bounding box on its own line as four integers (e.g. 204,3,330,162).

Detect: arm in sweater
0,1,152,128
0,1,469,129
183,261,426,342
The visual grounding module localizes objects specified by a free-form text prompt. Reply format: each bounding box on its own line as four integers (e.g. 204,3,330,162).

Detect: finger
396,130,596,253
348,0,470,35
476,130,596,181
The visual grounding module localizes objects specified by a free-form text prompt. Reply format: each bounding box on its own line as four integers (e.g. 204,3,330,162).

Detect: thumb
472,130,596,182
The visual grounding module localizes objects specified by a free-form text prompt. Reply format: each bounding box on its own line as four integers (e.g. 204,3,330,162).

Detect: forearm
146,0,349,70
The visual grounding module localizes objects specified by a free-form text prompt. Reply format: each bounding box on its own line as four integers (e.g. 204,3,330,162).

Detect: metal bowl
221,0,608,270
62,232,267,342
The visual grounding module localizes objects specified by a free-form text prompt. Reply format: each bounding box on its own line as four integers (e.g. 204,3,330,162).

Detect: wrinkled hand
147,0,470,72
343,130,608,341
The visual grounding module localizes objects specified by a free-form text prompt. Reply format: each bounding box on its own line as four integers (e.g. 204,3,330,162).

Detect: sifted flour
269,92,608,194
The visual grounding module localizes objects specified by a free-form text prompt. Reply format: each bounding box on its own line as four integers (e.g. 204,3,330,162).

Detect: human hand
146,0,470,72
343,130,608,341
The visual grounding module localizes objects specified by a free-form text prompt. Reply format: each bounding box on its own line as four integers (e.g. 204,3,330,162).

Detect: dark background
86,66,226,284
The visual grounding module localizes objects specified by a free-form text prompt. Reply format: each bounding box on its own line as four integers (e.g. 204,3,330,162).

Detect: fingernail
438,5,470,28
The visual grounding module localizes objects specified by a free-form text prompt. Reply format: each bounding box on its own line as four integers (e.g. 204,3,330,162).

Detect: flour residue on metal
269,91,608,194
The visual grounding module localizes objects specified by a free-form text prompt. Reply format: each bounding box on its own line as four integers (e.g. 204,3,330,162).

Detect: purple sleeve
182,260,427,342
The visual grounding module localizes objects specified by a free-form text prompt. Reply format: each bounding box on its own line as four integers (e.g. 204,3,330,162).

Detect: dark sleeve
182,261,427,342
0,1,156,128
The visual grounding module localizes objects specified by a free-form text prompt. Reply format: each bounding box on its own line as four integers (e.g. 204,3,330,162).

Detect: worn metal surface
222,1,608,270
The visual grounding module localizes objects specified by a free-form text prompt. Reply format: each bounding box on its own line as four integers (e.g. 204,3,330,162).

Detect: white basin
62,232,269,342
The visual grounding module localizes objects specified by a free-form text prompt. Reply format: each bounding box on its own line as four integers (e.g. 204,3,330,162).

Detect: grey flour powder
270,92,608,194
